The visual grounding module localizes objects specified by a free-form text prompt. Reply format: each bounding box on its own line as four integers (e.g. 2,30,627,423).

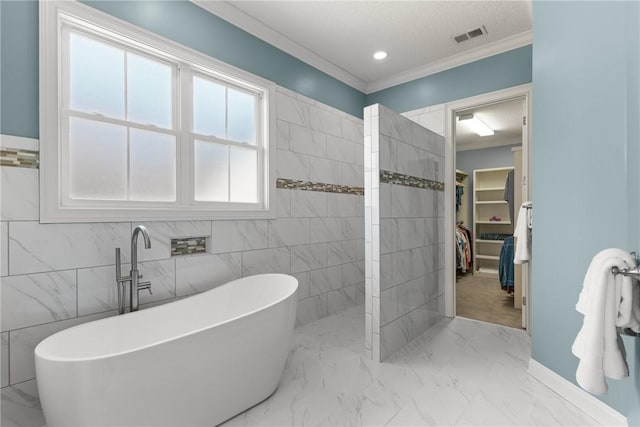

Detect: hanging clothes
455,183,464,213
455,228,467,273
504,170,515,224
514,202,531,264
455,224,473,273
499,236,514,292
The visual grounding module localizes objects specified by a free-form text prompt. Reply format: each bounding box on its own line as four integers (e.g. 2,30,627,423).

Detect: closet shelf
476,255,500,261
472,166,515,275
475,187,505,192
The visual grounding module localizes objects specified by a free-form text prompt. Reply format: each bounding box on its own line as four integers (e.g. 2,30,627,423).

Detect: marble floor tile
1,380,45,427
2,305,604,427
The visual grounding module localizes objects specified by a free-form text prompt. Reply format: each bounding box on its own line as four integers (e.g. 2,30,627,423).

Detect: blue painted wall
531,1,640,417
366,46,532,113
0,0,365,139
0,0,39,139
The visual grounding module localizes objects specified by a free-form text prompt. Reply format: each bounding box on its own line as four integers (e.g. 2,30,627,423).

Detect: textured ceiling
456,97,524,149
199,1,532,91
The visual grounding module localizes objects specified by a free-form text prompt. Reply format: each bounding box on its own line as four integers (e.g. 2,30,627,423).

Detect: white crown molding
366,30,533,94
191,0,368,92
527,359,627,427
0,134,39,151
191,1,531,95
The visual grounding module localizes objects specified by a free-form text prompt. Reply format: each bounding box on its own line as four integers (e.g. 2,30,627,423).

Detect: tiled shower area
0,86,365,399
364,104,446,362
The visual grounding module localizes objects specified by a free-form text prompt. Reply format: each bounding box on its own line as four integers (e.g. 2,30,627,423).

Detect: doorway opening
444,84,532,332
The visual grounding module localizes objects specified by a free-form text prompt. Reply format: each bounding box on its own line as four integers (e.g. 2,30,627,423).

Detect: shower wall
0,86,364,392
364,104,446,362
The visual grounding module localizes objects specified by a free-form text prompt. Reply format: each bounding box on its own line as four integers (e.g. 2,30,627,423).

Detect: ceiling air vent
454,26,488,44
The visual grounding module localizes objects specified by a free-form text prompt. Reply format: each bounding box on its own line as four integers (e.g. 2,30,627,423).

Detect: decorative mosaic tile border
276,178,364,195
171,237,207,256
0,149,39,168
380,170,444,192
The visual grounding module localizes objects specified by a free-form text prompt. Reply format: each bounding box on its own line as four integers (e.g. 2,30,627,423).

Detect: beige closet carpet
456,274,523,329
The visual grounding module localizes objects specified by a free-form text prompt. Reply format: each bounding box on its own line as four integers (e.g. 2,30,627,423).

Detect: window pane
69,32,125,119
230,146,257,203
227,88,256,144
193,76,225,137
194,140,228,202
127,53,173,129
69,117,127,200
129,129,176,202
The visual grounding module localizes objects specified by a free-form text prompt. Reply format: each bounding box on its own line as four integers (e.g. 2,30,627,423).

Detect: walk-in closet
454,98,526,329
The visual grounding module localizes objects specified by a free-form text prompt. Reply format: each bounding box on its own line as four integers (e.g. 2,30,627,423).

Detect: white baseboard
528,359,627,427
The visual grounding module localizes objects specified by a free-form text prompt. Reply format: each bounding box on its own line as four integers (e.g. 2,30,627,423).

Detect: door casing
443,83,533,332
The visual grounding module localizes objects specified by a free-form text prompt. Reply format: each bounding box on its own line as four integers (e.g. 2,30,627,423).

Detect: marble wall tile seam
276,178,364,195
1,377,33,389
3,332,9,387
0,150,39,169
378,241,441,256
378,299,436,329
382,131,444,158
276,86,362,123
287,131,361,162
4,296,180,338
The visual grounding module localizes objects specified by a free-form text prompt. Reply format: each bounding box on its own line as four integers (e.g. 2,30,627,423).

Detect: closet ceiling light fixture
373,51,387,60
458,113,494,136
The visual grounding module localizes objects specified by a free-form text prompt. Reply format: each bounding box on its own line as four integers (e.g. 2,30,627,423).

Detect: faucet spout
131,225,151,268
130,225,152,312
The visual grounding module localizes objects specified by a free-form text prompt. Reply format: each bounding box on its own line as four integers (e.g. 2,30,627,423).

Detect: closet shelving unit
473,167,514,277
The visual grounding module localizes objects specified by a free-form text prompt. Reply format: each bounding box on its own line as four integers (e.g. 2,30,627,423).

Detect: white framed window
40,1,275,222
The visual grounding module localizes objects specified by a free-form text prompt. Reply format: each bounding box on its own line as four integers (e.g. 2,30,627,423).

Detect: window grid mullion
126,127,132,201
225,87,229,140
180,64,194,207
189,132,258,150
124,52,131,201
226,145,231,203
65,109,178,136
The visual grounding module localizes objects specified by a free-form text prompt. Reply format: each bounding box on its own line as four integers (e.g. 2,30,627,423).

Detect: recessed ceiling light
373,51,387,60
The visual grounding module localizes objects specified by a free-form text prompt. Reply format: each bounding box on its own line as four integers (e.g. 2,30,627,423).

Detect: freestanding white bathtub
35,273,298,427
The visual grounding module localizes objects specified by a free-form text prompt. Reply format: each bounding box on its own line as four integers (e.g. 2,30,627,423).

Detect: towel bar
611,266,640,278
609,253,639,336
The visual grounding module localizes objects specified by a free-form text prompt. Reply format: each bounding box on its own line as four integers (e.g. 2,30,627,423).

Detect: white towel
572,248,640,395
513,203,530,264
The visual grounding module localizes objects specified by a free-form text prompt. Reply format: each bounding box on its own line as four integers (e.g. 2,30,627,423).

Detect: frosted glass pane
194,140,228,202
230,146,257,203
69,117,127,200
129,129,176,201
69,32,125,119
127,53,173,128
227,88,256,144
193,76,225,137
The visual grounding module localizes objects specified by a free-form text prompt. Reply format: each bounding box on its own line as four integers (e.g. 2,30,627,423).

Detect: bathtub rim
35,273,298,363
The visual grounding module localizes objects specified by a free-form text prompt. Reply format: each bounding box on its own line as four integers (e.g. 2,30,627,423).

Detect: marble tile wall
401,104,446,137
0,86,364,390
365,104,445,362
